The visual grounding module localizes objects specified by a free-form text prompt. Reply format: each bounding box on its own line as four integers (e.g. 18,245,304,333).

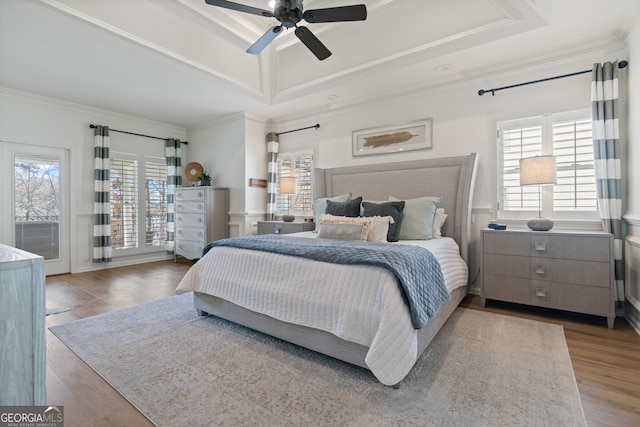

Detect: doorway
1,142,70,275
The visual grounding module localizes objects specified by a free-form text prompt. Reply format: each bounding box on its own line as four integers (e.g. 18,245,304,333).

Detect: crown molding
0,87,186,135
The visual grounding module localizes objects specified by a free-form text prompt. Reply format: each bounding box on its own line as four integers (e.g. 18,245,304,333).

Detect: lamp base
527,217,554,231
282,214,295,222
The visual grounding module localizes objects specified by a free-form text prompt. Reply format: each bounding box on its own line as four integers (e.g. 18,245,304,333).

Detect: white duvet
176,233,468,385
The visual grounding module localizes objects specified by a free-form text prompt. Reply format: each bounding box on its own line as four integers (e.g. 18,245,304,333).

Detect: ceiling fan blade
303,5,367,23
204,0,274,18
246,26,283,54
295,26,331,61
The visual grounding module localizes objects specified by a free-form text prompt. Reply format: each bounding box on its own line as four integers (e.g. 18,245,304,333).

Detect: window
110,153,168,252
276,152,313,216
498,110,598,221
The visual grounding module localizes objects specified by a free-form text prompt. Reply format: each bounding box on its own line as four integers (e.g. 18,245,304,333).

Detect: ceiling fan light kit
204,0,367,60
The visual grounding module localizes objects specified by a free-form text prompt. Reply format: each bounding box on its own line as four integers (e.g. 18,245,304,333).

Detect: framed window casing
276,151,313,218
497,110,599,223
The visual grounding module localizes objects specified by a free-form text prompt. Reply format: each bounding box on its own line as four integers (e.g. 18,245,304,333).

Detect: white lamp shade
279,176,297,194
519,156,557,186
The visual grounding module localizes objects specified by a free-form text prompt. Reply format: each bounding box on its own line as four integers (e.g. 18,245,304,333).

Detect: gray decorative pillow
313,193,351,232
326,196,363,217
318,223,368,241
389,195,441,240
362,201,405,242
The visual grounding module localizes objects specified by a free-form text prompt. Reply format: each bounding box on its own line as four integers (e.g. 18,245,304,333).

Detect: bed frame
194,153,478,385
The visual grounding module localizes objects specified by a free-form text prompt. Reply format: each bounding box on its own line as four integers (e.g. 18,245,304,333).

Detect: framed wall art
352,118,432,157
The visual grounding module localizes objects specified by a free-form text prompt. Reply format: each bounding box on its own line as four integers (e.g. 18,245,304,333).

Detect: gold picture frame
352,118,432,157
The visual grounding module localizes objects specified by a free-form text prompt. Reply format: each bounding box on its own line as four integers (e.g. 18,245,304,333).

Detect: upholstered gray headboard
315,153,478,262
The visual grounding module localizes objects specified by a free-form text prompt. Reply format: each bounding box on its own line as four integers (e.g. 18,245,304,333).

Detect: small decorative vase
282,214,295,222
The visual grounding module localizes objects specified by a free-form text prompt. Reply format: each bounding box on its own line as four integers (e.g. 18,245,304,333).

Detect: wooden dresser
481,229,615,328
0,244,46,405
174,187,229,260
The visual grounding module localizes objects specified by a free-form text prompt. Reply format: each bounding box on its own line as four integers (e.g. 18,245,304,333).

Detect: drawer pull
198,192,203,198
198,217,203,223
535,287,547,298
534,265,546,275
197,204,204,210
534,241,546,251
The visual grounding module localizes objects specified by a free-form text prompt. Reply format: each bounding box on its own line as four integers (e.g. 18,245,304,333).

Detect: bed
176,153,478,386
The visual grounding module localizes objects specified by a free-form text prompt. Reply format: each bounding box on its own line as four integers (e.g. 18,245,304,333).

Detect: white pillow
319,214,394,243
432,208,448,238
388,195,441,240
314,193,351,232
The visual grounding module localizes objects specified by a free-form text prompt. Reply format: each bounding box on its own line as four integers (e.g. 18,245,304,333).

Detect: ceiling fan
204,0,367,60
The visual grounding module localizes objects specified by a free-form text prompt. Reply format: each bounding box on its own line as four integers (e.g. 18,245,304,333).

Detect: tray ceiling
0,0,637,126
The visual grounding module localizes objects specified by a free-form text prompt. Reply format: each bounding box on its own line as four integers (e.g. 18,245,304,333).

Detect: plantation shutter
552,118,597,211
145,160,168,246
276,152,313,214
110,158,138,249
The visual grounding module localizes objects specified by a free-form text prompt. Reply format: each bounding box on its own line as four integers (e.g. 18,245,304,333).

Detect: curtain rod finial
619,60,628,69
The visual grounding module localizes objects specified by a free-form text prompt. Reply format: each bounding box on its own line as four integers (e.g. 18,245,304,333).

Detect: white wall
186,113,266,237
0,89,186,273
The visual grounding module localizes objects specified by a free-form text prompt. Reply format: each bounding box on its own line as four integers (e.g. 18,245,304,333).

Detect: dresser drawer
175,227,205,242
531,258,610,287
530,235,610,262
531,280,612,315
176,213,205,228
176,240,206,259
483,232,529,256
175,189,206,201
176,201,206,214
483,254,530,279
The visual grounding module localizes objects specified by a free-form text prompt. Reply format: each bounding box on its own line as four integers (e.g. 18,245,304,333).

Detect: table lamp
519,155,557,231
279,176,297,222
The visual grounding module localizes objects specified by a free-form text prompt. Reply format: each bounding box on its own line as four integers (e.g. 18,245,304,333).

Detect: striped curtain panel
266,132,280,221
92,125,112,263
591,60,625,302
165,139,183,253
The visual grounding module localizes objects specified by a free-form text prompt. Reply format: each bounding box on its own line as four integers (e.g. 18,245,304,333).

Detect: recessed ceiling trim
39,0,266,99
274,17,517,101
176,0,261,43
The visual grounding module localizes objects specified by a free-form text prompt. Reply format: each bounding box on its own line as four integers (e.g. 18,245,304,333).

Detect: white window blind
110,158,138,249
552,118,597,211
145,159,168,246
276,152,313,214
498,111,597,220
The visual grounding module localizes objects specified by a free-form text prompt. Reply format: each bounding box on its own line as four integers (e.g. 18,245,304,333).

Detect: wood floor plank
46,262,640,426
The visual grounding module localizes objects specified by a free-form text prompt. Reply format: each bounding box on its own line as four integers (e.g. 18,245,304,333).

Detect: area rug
50,293,587,426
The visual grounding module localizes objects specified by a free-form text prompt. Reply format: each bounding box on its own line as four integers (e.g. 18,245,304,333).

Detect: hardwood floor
45,261,640,426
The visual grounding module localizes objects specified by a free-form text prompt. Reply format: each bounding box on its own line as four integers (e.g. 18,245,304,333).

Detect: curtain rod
276,123,320,136
89,124,188,144
477,60,628,96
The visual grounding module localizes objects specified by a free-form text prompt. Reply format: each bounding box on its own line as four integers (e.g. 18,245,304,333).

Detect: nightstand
481,228,616,328
257,221,315,235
